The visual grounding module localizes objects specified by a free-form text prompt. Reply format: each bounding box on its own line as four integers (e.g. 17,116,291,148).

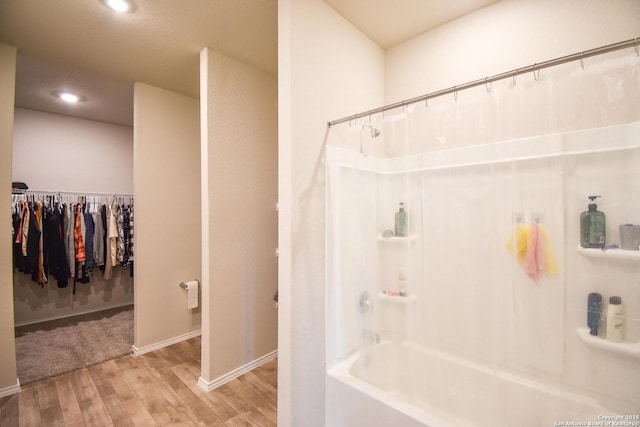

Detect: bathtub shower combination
325,45,640,426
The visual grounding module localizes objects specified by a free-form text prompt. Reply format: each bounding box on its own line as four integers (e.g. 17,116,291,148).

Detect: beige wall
12,108,133,193
12,108,134,326
277,0,385,425
0,43,18,393
199,48,278,385
133,82,201,350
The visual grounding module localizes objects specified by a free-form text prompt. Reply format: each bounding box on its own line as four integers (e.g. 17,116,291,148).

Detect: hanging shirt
109,203,119,268
35,202,47,286
74,203,86,263
65,204,76,278
92,211,105,267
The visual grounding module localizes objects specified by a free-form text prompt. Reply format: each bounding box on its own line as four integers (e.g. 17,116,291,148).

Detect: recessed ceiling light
100,0,136,13
53,90,85,104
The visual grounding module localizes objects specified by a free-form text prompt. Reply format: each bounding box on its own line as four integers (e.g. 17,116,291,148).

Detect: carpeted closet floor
14,305,134,385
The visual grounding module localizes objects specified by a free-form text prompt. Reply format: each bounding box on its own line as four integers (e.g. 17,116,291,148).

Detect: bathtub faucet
362,329,381,344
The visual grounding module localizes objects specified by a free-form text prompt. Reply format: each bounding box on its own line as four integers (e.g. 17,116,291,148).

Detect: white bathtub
326,341,617,427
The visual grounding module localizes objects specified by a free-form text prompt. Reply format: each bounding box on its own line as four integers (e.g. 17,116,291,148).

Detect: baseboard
132,329,202,356
14,303,134,327
197,349,278,392
0,379,21,398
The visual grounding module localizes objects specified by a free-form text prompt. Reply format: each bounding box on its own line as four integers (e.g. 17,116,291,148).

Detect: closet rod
327,37,639,127
12,189,133,198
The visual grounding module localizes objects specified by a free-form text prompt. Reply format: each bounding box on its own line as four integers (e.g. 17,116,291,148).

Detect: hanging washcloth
506,222,557,281
523,222,558,281
538,224,557,275
505,223,528,263
523,222,544,280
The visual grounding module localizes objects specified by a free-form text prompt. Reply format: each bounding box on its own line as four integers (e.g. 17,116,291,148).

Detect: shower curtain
326,46,640,410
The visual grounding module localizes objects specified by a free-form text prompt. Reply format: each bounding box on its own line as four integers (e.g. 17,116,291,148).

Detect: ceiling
0,0,498,127
324,0,499,50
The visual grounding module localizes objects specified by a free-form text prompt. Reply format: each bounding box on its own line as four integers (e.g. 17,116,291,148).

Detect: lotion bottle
395,202,408,237
398,268,408,296
606,296,624,342
580,196,606,248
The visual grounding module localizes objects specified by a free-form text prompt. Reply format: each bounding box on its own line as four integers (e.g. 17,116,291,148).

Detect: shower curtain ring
485,77,492,93
533,64,540,81
580,52,585,70
453,86,458,101
512,70,518,86
635,37,639,57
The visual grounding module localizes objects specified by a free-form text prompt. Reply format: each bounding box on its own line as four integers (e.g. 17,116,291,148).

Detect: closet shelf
576,328,640,359
576,245,640,261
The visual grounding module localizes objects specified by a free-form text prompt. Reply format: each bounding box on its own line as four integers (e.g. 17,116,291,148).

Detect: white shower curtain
326,46,640,412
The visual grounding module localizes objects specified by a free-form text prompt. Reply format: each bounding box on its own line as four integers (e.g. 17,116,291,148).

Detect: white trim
132,329,202,356
0,379,21,398
197,349,278,392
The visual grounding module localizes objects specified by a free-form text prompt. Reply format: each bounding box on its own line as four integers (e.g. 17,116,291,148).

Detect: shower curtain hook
453,86,458,101
512,69,518,86
533,64,540,81
485,77,492,93
635,37,639,57
580,52,585,70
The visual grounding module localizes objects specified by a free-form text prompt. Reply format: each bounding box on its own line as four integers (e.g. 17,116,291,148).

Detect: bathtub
326,341,616,427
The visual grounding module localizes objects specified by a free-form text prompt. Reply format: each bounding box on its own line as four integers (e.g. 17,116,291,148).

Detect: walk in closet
11,107,134,384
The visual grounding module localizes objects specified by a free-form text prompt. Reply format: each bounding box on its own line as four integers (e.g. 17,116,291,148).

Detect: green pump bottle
580,195,606,248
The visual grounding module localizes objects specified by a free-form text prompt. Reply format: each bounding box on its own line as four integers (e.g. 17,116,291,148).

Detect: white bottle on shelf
398,268,407,296
606,296,624,342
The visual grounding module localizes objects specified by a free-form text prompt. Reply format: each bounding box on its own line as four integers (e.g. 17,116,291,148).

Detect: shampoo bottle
580,196,606,248
587,293,602,336
606,296,624,342
395,202,408,237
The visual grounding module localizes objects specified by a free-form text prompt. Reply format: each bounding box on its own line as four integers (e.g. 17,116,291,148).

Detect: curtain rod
328,37,639,128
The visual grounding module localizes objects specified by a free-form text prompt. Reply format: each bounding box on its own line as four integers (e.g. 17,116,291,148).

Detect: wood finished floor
0,336,277,426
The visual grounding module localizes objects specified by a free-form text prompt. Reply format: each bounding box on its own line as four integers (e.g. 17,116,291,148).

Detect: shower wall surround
326,47,640,425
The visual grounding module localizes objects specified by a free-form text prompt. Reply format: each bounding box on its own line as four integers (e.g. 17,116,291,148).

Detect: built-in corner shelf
377,292,417,304
377,235,417,244
576,328,640,360
576,245,640,261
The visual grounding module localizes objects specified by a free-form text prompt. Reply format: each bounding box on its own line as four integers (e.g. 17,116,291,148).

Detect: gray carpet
15,305,134,385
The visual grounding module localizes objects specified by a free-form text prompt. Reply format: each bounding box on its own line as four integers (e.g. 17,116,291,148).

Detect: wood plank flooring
0,336,277,426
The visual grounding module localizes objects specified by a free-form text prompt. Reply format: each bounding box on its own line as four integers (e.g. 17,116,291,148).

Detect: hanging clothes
92,209,105,268
45,202,71,287
11,191,134,292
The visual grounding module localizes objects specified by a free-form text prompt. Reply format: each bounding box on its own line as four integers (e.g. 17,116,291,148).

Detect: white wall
12,108,133,193
199,47,278,389
278,0,384,425
0,43,19,395
385,0,640,104
133,82,201,351
11,108,134,325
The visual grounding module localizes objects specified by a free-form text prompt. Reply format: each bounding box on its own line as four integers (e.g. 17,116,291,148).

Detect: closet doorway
11,52,135,385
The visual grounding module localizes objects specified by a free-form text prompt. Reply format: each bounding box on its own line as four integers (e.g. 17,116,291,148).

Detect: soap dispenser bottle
580,196,606,248
395,202,408,237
